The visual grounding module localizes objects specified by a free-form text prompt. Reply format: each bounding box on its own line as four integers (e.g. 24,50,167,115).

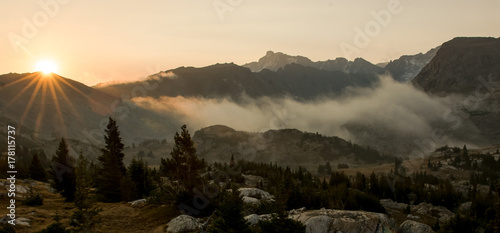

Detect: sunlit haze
1,1,499,85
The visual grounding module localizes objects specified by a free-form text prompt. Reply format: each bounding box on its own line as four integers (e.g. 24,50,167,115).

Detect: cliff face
412,37,500,96
385,46,439,83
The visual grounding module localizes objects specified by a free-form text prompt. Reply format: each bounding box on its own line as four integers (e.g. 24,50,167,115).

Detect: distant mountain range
242,49,439,83
243,51,386,75
1,37,499,164
96,63,380,101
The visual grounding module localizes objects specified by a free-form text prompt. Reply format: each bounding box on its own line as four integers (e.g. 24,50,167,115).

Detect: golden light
35,60,58,74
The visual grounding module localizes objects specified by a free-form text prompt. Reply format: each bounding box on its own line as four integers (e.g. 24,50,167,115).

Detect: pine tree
71,152,101,233
207,186,252,233
160,125,206,191
30,153,48,182
325,162,332,175
128,157,154,198
50,138,76,202
97,118,126,202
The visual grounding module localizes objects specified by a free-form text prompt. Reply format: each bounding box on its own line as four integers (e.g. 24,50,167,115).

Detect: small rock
16,217,31,226
17,185,30,194
128,198,147,206
459,202,472,215
289,207,306,215
407,214,420,220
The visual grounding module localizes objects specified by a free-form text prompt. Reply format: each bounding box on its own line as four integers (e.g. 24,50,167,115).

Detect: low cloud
131,76,475,155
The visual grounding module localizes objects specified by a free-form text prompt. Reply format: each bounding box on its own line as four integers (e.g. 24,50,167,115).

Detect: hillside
193,125,392,166
0,72,178,146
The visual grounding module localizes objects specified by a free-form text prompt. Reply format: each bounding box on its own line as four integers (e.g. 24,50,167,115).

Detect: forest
0,118,499,233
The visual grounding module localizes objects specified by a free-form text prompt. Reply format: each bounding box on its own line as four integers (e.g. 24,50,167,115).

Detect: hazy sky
1,0,499,86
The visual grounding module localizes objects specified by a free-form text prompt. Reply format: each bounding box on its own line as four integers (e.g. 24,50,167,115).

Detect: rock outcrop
412,202,454,223
289,209,396,233
399,220,434,233
165,215,200,233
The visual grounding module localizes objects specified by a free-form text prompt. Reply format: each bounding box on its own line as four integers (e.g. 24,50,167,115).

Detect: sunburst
35,60,58,74
2,72,111,139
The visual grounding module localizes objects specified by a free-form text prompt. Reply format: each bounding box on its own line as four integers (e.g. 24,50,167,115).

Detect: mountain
243,51,386,74
0,72,176,148
96,63,380,101
192,125,392,166
413,37,500,95
385,46,440,82
412,37,500,143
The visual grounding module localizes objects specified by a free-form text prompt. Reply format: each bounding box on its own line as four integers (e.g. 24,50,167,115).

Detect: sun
35,60,58,74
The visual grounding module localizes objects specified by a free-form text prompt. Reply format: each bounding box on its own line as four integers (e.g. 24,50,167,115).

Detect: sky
1,0,499,86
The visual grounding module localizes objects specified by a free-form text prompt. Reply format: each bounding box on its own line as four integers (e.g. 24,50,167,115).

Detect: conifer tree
160,125,206,191
50,138,76,202
128,157,154,198
207,186,252,233
30,153,48,182
97,118,126,202
71,152,101,233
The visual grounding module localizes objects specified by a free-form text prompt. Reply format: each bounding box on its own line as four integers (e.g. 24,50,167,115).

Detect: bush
24,191,43,206
38,222,70,233
0,224,15,233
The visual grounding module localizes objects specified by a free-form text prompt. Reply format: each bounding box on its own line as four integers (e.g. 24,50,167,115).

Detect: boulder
412,203,454,223
244,214,272,226
238,188,273,200
242,174,264,187
238,187,274,204
289,209,396,233
242,196,260,205
244,214,261,226
399,220,434,233
165,215,200,233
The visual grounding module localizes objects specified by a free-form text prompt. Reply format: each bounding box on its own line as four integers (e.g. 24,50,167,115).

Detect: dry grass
0,179,179,233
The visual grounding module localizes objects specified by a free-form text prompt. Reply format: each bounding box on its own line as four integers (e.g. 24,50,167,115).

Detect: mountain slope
413,37,500,95
0,72,176,146
193,125,392,166
385,46,440,82
412,37,500,143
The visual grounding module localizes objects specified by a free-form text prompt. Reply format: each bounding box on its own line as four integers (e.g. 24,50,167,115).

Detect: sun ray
19,75,45,128
51,75,84,123
4,73,41,107
47,77,67,137
57,77,113,114
2,73,38,88
34,77,49,137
